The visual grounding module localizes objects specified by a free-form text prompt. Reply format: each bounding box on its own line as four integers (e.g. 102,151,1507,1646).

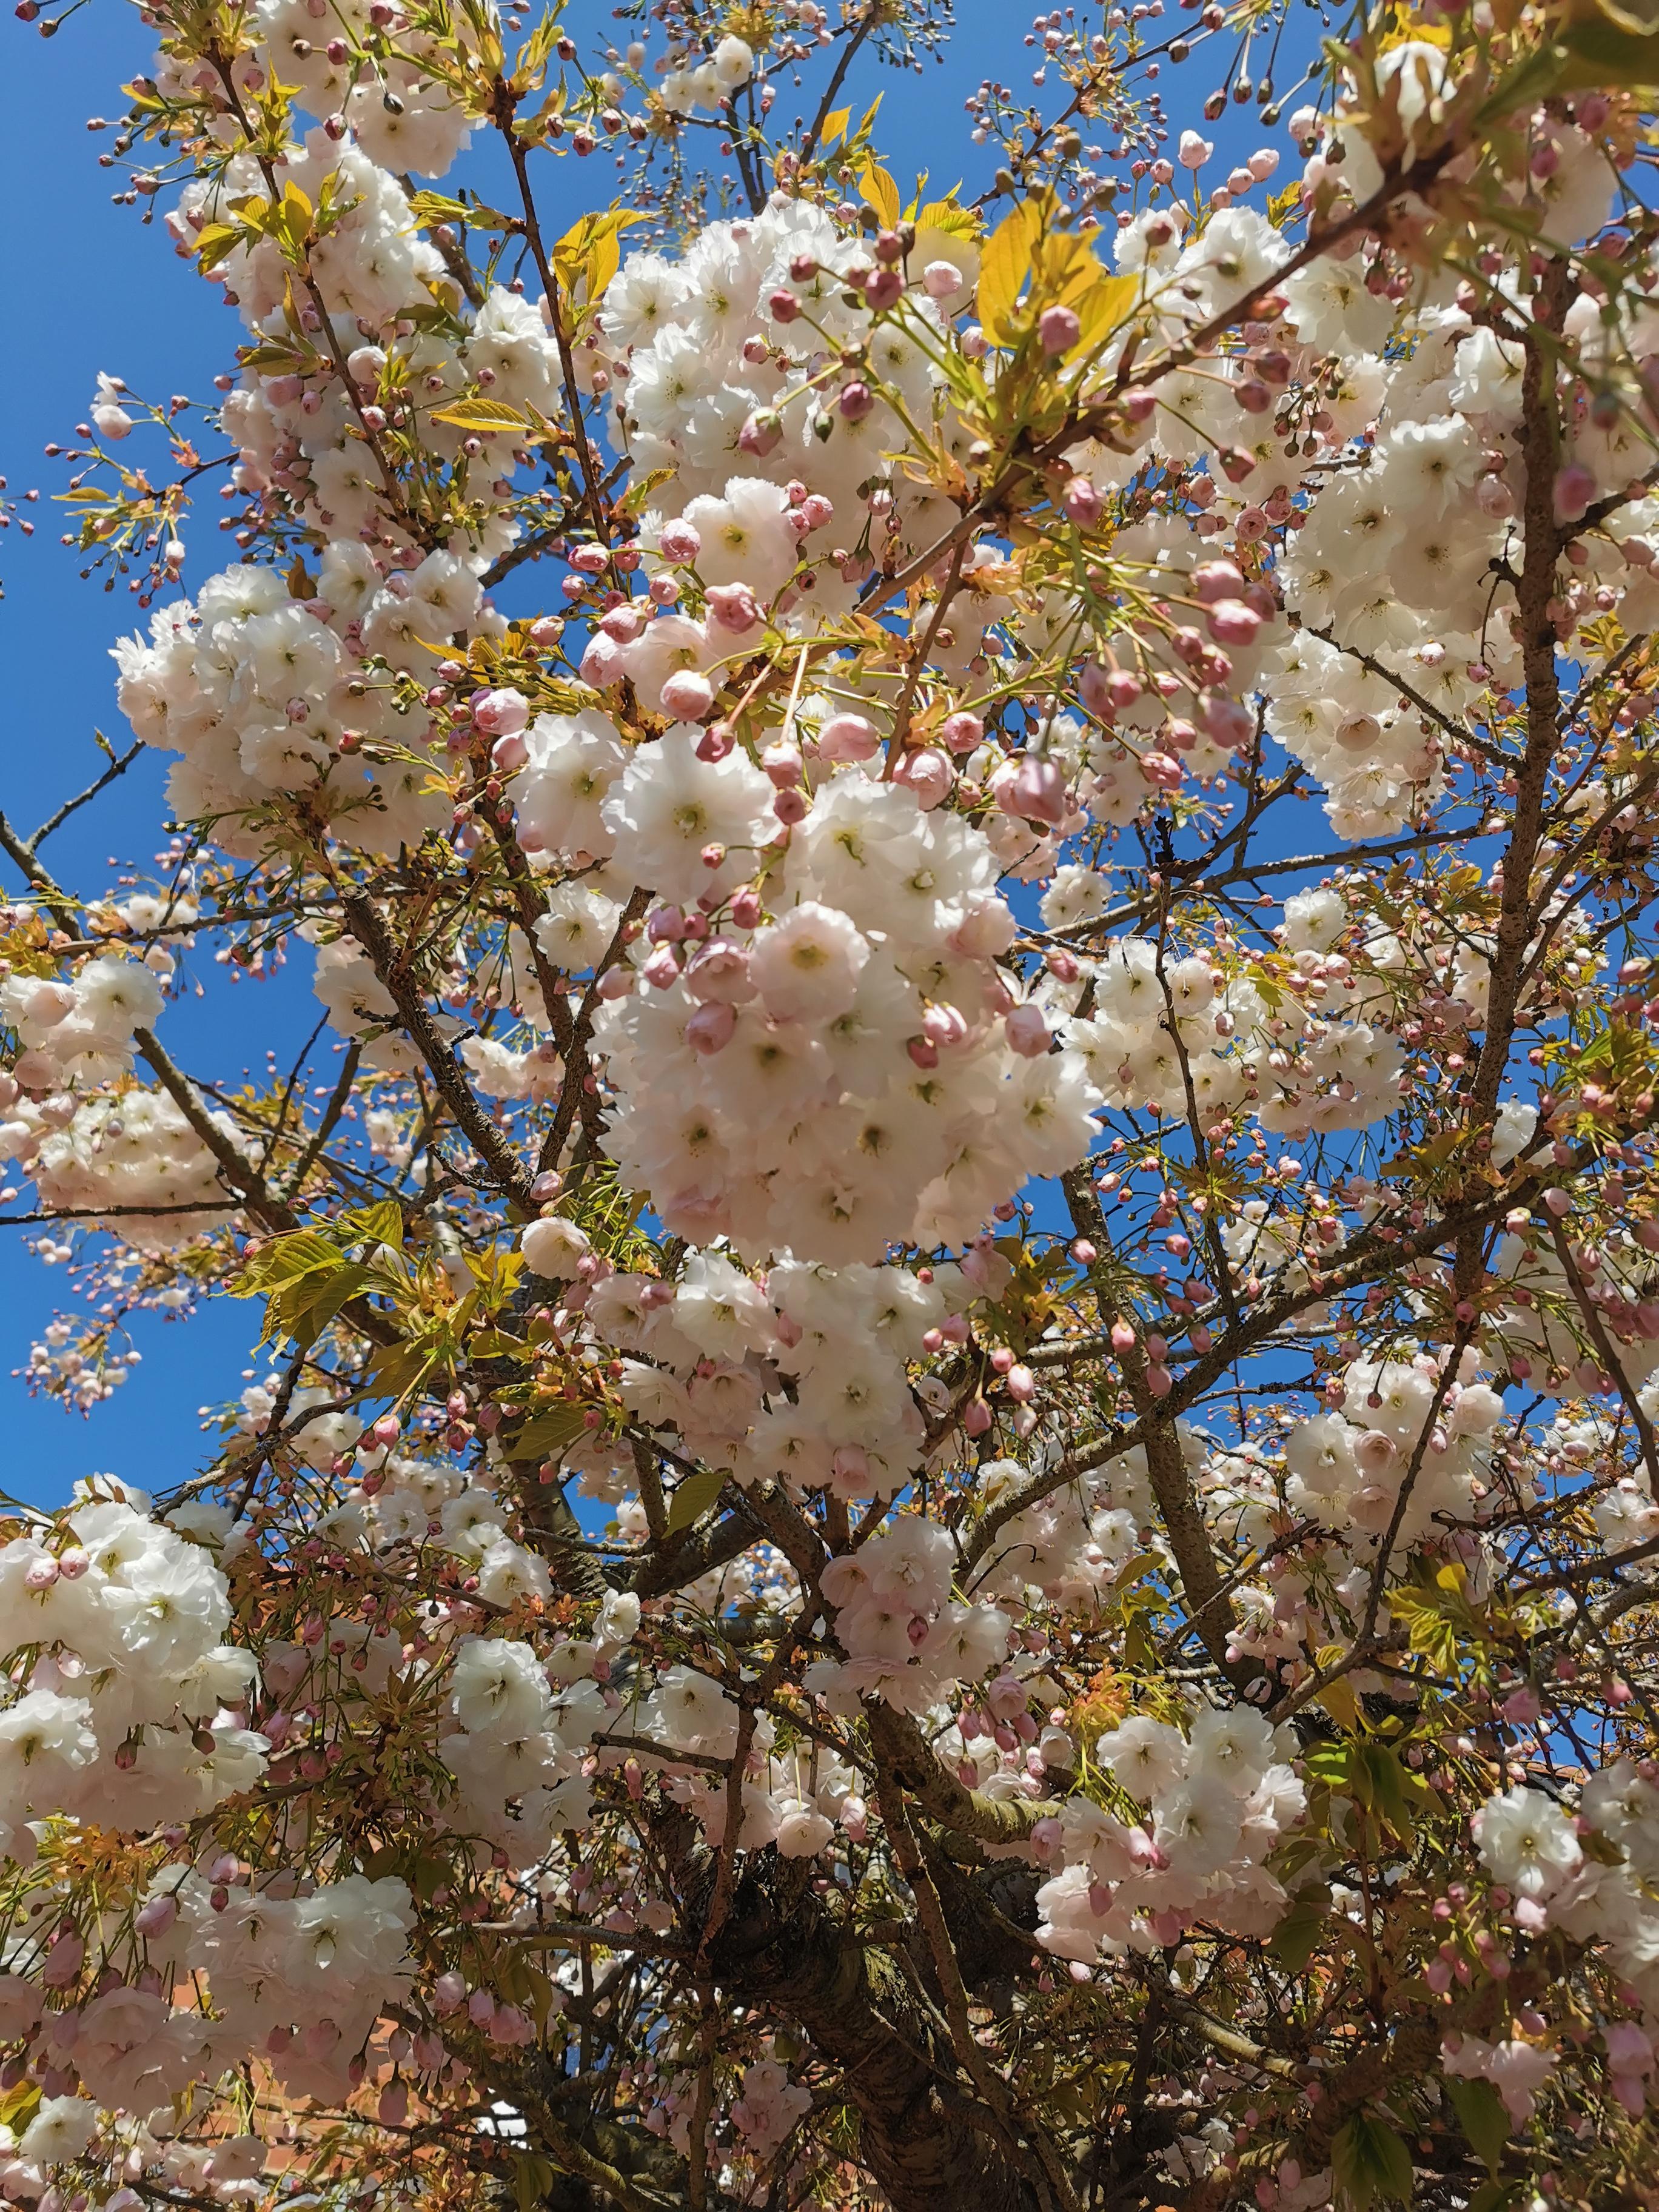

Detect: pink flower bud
940,709,984,752
923,259,964,298
1554,461,1596,523
491,732,528,773
658,518,702,565
1064,475,1102,525
1006,1004,1051,1057
964,1397,993,1436
599,603,645,643
999,754,1068,825
739,409,782,457
817,712,881,762
580,634,628,689
472,687,529,736
42,1934,84,1988
696,722,736,763
1193,558,1245,606
1039,303,1081,355
839,380,873,420
135,1894,178,1937
660,669,716,720
1206,596,1263,645
831,1444,870,1489
768,288,800,322
1201,689,1253,748
893,746,953,808
706,581,762,633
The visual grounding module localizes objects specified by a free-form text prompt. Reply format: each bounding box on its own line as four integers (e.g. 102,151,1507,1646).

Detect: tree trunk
703,1850,1046,2212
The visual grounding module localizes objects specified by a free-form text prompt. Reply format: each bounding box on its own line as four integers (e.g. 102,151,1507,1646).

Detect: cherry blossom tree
4,1,1659,2207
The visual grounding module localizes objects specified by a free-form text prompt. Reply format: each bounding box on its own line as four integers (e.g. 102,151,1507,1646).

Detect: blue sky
0,5,1309,1505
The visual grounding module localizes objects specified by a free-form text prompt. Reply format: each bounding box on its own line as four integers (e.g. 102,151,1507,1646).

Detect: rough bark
691,1840,1045,2212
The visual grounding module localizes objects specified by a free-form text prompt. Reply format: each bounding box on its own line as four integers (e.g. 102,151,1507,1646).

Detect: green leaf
1469,2183,1524,2212
1359,1743,1418,1839
1332,2114,1415,2210
664,1465,726,1537
512,2154,557,2212
1302,1739,1355,1789
1446,2077,1510,2176
818,103,851,148
1269,1895,1328,1972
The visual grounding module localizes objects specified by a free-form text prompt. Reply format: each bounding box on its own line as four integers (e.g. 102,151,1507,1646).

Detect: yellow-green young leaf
976,201,1042,343
915,196,980,241
509,1402,591,1462
240,341,310,373
366,1341,443,1399
0,2081,41,2133
1558,14,1659,85
1070,267,1140,354
1446,2077,1510,2176
343,1198,404,1252
410,189,517,232
267,1261,370,1351
551,208,648,302
235,1228,343,1296
859,160,902,229
622,463,679,516
429,396,533,434
818,104,851,148
1331,2114,1415,2210
665,1465,726,1536
196,223,244,273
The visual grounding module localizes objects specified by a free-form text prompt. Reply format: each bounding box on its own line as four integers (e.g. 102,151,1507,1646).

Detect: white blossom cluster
0,1490,266,1858
1037,1704,1307,1956
2,1090,240,1253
